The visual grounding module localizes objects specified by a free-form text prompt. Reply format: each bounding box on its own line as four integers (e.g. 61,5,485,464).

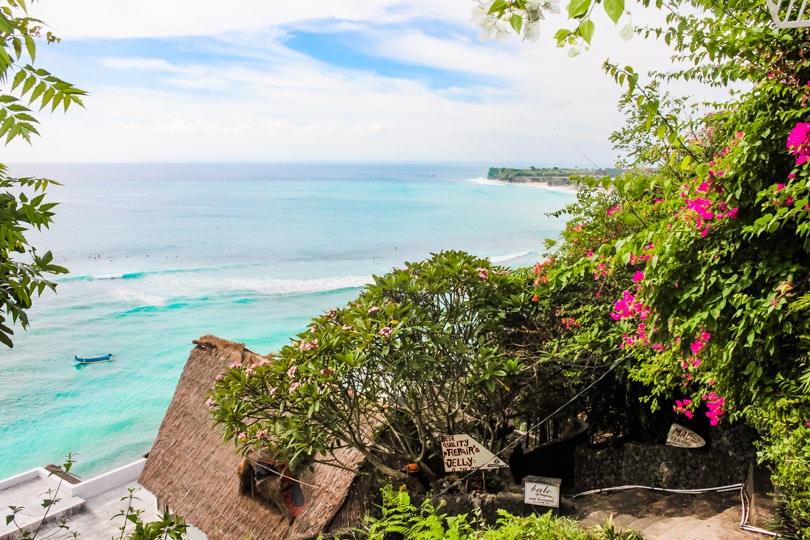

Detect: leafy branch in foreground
0,164,67,347
0,0,86,347
0,0,86,144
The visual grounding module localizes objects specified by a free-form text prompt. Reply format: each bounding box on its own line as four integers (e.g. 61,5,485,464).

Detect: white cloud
27,0,469,39
5,1,729,165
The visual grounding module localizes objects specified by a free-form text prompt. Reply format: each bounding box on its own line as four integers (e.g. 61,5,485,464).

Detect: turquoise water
0,163,575,480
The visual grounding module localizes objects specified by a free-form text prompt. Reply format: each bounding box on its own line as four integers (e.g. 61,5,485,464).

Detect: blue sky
1,0,715,166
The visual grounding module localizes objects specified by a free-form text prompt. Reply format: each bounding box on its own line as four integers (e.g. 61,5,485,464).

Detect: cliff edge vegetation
487,166,622,187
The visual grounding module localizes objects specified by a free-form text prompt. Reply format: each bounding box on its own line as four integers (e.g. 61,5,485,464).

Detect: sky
1,0,726,166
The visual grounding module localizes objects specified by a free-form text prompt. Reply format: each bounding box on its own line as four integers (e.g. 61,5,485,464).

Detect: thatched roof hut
139,335,369,540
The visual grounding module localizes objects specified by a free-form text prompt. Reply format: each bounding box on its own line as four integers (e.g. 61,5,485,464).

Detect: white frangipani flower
471,0,560,42
541,0,562,15
524,21,542,42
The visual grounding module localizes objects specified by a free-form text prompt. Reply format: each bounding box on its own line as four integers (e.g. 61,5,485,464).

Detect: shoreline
492,177,581,193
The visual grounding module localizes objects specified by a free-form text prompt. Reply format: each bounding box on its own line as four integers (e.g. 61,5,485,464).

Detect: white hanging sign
441,434,507,472
523,475,561,508
666,423,706,448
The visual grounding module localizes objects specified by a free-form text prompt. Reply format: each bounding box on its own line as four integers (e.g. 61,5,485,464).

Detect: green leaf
11,36,21,60
568,0,591,19
603,0,625,24
23,34,35,62
554,28,572,47
510,13,523,34
21,73,35,96
488,0,509,14
11,68,25,91
29,80,46,104
579,19,595,44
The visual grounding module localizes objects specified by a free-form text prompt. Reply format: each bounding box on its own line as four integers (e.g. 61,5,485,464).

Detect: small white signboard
441,434,507,472
523,475,561,508
666,423,706,448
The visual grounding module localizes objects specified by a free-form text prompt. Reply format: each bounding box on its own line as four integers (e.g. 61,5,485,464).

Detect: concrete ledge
0,459,148,540
65,458,146,499
0,477,86,540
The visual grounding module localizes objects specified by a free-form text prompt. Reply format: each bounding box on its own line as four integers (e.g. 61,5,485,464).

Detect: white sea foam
216,275,371,296
489,251,534,264
466,177,504,186
109,289,168,308
99,272,371,307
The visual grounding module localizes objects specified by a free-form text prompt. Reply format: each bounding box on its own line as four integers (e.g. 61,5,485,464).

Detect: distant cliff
487,166,621,186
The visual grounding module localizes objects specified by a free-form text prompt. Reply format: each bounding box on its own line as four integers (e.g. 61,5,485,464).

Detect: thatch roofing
139,335,367,540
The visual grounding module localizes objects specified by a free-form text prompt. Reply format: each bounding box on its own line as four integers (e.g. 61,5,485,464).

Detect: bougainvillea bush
479,0,810,533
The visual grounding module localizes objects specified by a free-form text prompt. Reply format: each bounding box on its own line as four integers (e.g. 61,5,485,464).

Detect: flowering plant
210,251,529,488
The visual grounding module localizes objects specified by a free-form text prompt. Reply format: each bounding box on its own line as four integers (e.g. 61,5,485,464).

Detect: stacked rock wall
574,424,757,492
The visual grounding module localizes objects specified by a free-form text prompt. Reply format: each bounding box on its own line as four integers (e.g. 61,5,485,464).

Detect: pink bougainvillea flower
787,122,810,165
787,122,810,150
703,392,726,426
607,205,623,216
611,290,651,321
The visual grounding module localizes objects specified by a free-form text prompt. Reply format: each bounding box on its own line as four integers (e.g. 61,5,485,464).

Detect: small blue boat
74,353,114,364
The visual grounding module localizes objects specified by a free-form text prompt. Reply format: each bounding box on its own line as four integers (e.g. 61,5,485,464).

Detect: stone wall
574,424,758,492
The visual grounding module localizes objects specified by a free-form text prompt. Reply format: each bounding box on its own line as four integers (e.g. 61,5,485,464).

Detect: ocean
0,163,576,480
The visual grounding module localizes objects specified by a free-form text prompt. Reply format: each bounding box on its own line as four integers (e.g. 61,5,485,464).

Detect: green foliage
0,166,68,347
0,0,85,347
477,0,810,533
123,511,187,540
346,485,642,540
211,251,534,486
360,485,479,540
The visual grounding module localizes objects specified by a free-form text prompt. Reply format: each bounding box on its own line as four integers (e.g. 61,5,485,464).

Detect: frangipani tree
211,251,534,488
